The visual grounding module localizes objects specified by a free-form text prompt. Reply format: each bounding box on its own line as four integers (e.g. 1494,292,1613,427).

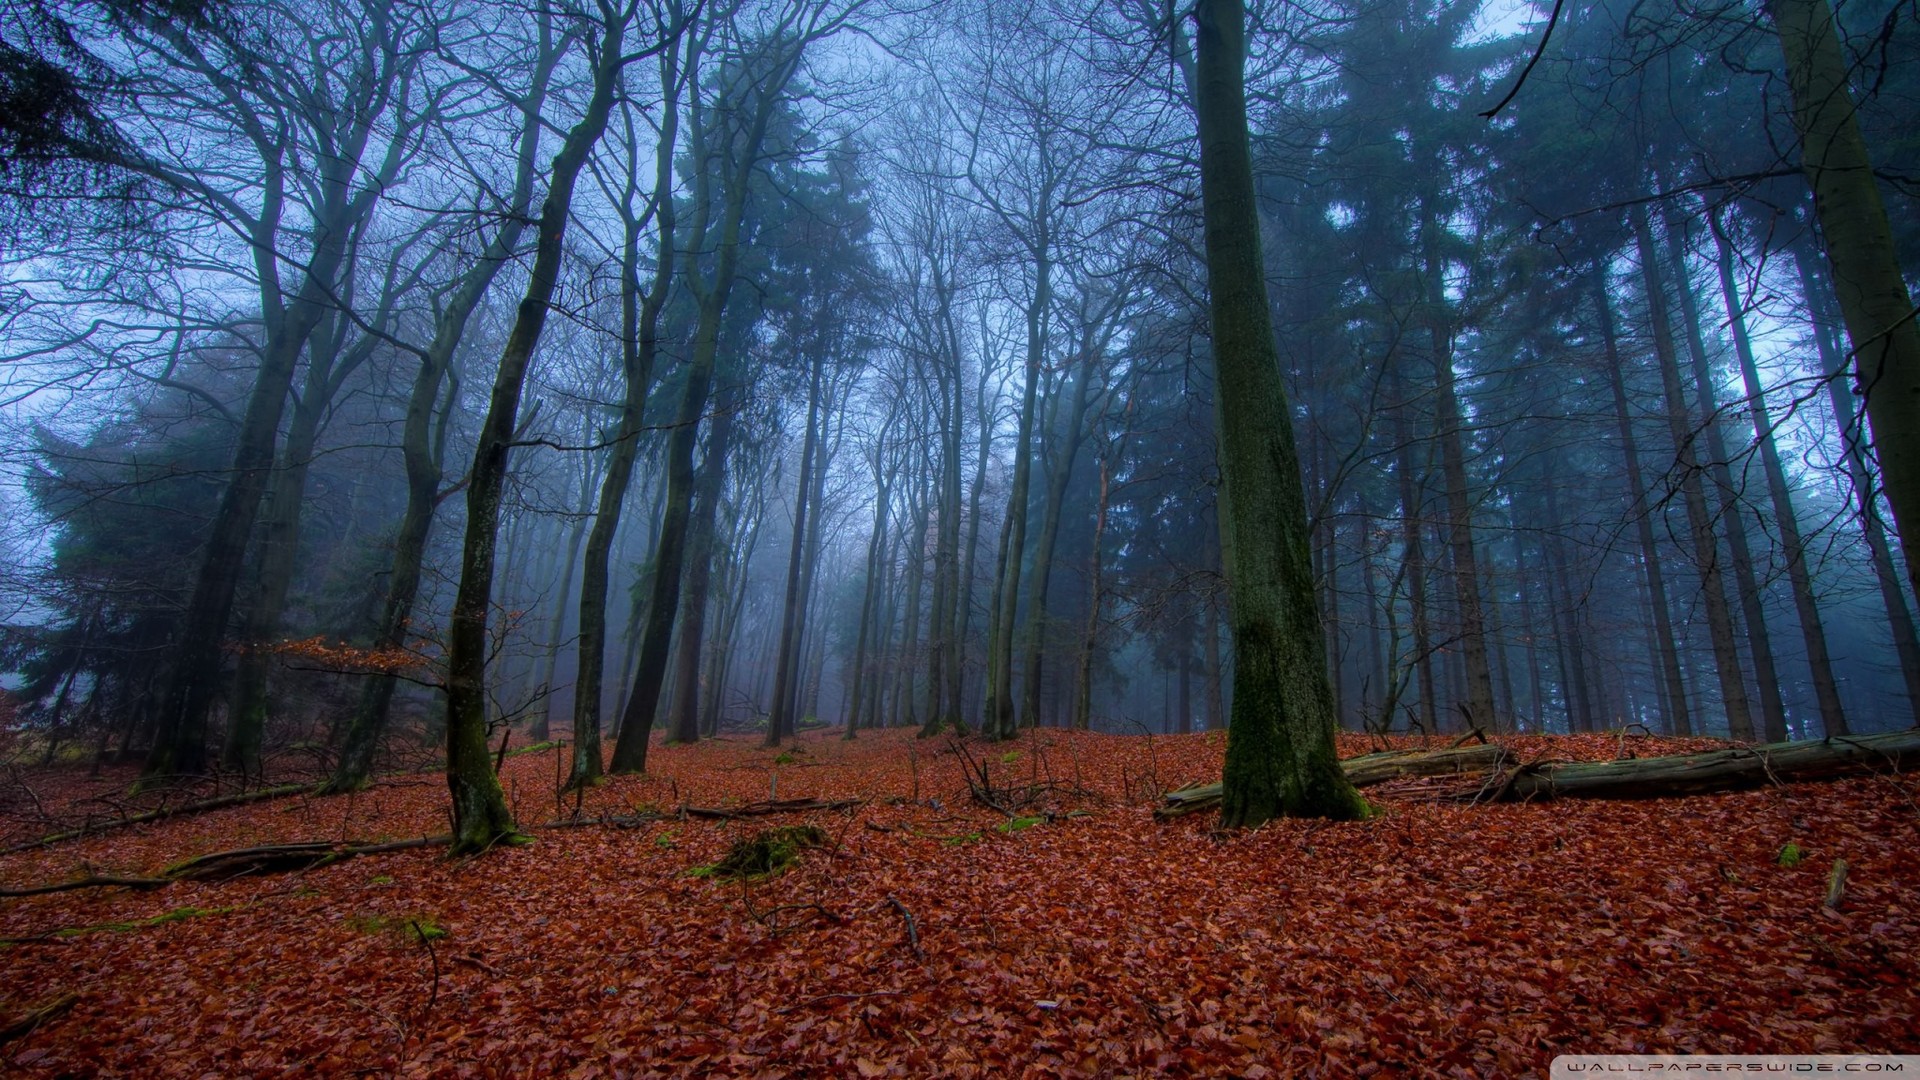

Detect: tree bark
1494,729,1920,801
610,27,808,773
1594,279,1691,736
441,14,628,855
1393,389,1440,734
767,353,825,747
1713,212,1847,737
1661,205,1787,741
1159,730,1920,815
1421,199,1496,735
1192,0,1365,825
667,382,739,745
1767,0,1920,605
1631,204,1755,742
985,257,1050,741
1794,235,1920,723
1019,347,1098,733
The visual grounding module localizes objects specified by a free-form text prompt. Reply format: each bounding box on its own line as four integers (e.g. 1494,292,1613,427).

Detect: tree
1189,0,1365,826
441,0,667,855
1766,0,1920,607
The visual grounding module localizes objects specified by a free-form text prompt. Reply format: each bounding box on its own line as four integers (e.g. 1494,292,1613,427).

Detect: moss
995,816,1043,834
1777,842,1806,868
506,740,561,758
773,752,797,766
53,905,238,938
941,831,983,847
695,825,829,880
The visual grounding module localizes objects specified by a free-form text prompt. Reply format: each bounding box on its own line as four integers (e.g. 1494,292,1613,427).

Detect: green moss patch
692,825,829,880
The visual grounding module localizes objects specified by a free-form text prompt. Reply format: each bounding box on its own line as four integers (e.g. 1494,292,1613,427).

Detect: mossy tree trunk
442,11,634,856
1767,0,1920,608
1190,0,1366,827
324,21,562,796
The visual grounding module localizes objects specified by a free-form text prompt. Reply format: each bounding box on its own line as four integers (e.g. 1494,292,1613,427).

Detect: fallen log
1,783,312,856
1158,729,1920,818
1480,729,1920,802
1157,744,1510,818
681,797,863,820
162,836,448,881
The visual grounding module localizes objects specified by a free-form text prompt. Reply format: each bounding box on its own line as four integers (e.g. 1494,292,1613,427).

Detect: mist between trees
1,0,1915,840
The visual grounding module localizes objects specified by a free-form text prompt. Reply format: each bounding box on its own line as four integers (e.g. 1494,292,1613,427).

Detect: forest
0,0,1917,1071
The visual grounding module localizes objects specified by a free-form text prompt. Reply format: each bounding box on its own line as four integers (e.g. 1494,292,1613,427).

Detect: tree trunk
1421,199,1496,735
893,482,930,729
222,322,349,776
1019,352,1097,732
610,29,802,774
1714,212,1848,737
1632,205,1754,741
442,18,627,855
1076,421,1123,732
767,353,825,747
1393,393,1440,735
1767,0,1920,604
986,260,1050,741
1193,0,1365,825
568,102,677,785
1661,205,1788,741
141,241,346,784
950,354,997,731
1595,279,1692,736
1794,236,1920,723
1160,731,1920,815
1158,743,1506,817
1495,729,1920,801
668,382,739,745
845,445,895,738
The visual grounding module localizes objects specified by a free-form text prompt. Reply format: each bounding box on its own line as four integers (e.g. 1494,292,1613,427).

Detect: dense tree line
2,0,1914,836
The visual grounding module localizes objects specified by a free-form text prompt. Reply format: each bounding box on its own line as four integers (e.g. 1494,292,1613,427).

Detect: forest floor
1,725,1916,1077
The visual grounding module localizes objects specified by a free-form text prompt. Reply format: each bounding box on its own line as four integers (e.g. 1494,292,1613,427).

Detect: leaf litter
1,727,1915,1076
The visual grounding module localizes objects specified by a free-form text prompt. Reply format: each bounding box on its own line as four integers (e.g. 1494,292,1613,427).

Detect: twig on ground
886,894,923,960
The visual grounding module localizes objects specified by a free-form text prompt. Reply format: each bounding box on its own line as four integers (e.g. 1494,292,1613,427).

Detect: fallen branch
681,797,862,820
1,783,311,856
536,813,671,830
0,873,172,898
535,798,862,832
163,836,449,881
1161,729,1920,817
0,991,79,1045
886,894,923,960
1825,859,1849,911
